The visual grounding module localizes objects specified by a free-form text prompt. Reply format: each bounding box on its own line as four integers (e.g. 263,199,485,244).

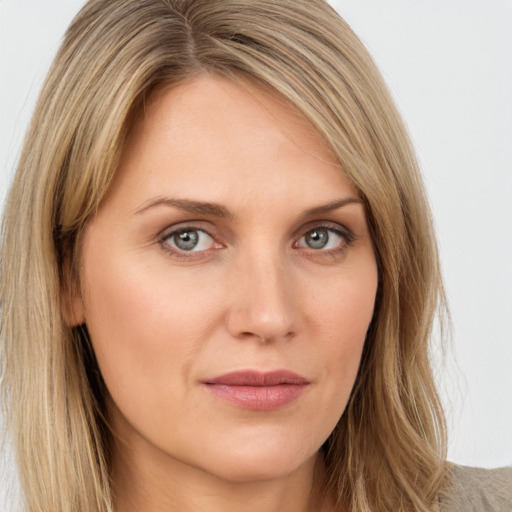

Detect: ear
62,290,86,327
61,252,86,327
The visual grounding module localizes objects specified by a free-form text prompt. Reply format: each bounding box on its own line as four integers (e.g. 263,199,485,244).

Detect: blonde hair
1,1,448,510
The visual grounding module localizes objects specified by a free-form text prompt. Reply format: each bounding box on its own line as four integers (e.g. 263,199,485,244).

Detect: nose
225,248,298,344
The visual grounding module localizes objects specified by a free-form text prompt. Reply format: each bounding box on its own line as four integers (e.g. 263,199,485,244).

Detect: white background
1,0,511,505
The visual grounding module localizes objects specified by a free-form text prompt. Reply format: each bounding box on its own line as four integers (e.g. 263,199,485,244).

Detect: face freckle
76,74,378,487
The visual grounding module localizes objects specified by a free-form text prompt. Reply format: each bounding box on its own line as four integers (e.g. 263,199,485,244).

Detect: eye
295,226,352,252
162,228,218,253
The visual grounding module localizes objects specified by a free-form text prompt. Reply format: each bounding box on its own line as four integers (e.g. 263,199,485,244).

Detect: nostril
237,331,294,345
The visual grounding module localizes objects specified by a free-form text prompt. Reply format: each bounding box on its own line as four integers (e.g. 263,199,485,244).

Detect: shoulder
439,463,512,512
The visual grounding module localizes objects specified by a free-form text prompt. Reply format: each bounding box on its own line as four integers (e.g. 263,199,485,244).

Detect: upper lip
203,369,310,386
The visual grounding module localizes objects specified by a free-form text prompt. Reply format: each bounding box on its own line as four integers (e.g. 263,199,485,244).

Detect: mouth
202,370,310,410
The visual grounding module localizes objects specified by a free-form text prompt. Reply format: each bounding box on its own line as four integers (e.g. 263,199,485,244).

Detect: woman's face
73,75,378,483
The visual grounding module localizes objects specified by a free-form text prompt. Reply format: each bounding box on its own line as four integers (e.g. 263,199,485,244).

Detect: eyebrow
134,197,233,218
134,196,361,218
302,197,362,216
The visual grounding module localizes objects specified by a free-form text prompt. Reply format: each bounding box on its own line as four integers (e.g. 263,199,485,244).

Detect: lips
202,370,310,410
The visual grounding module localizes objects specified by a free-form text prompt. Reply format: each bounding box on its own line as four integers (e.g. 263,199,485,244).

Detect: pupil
175,230,199,251
306,228,329,249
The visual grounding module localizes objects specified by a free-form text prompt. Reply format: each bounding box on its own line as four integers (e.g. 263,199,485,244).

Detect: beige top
439,464,512,511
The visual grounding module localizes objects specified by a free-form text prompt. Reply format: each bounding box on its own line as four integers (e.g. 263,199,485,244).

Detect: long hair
0,1,448,510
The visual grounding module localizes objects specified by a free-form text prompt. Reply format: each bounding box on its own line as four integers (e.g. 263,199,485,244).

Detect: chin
193,439,320,484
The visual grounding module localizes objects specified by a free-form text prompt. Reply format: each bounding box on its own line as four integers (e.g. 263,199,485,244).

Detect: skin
71,74,378,512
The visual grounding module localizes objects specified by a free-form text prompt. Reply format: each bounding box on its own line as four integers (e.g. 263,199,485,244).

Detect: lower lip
204,383,308,410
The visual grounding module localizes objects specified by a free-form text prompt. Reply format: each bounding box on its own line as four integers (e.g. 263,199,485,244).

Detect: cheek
308,260,377,350
300,259,377,424
79,244,224,414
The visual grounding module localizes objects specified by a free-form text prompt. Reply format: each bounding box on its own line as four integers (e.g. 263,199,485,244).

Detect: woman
0,1,510,511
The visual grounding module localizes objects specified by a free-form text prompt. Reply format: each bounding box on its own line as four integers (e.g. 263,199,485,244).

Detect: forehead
136,73,335,160
100,73,356,216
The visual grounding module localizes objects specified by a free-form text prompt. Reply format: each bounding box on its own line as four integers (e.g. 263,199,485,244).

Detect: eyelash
158,223,355,260
294,224,355,260
158,226,222,260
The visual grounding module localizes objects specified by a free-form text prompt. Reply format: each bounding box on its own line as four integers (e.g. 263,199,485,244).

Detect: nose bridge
227,243,297,342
